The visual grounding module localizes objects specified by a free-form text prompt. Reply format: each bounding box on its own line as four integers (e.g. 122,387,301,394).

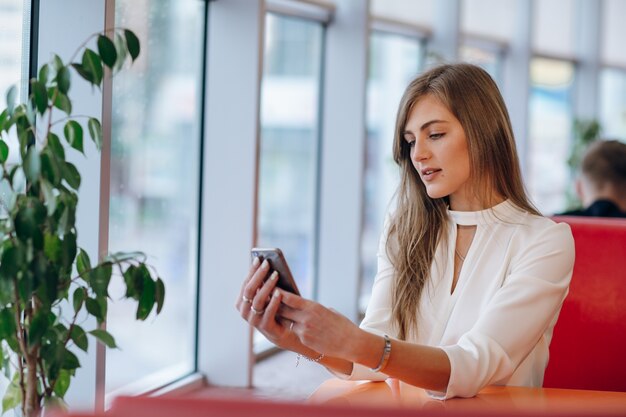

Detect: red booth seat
543,216,626,392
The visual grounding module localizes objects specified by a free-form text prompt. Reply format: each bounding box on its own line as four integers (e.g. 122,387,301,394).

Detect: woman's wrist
348,329,390,370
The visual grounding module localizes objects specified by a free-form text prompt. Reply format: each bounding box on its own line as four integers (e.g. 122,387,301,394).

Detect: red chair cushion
544,216,626,391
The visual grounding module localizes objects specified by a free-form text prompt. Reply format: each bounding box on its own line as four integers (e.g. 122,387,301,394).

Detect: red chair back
544,216,626,391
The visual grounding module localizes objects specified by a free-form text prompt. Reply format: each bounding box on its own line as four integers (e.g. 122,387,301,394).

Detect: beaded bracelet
296,352,325,367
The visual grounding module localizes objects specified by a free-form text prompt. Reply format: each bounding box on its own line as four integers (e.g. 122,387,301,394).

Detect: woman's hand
277,290,363,361
235,258,299,350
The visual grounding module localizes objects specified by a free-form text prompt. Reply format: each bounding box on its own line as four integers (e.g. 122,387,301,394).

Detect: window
106,0,205,393
600,68,626,141
459,44,503,84
527,57,574,214
360,32,422,313
0,0,28,162
255,13,324,350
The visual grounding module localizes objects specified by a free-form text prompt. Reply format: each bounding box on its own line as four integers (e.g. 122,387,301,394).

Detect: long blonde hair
387,63,539,340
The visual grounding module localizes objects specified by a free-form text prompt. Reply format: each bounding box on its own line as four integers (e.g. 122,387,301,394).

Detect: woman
236,63,574,399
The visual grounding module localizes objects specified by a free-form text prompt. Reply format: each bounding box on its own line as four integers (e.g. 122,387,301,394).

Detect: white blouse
348,200,575,399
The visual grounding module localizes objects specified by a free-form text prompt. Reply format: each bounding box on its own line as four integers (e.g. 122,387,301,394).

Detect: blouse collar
448,199,523,226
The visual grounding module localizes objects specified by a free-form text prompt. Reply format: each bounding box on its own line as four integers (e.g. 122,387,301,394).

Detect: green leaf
0,109,7,132
2,379,21,414
82,49,103,86
71,62,93,84
0,139,8,163
97,35,118,68
57,66,71,95
76,249,91,275
39,63,50,84
89,329,117,348
6,85,17,115
52,54,64,71
47,132,66,160
62,161,81,189
0,245,22,279
85,297,102,321
113,33,128,72
24,145,41,182
124,30,141,62
40,178,57,215
44,232,63,263
31,79,48,114
53,370,72,398
53,91,72,114
61,232,77,270
0,308,16,340
88,118,102,150
41,151,63,186
61,348,80,370
14,198,47,243
72,287,86,313
90,263,112,299
155,278,165,314
70,325,88,352
137,273,155,320
28,310,51,347
63,120,83,153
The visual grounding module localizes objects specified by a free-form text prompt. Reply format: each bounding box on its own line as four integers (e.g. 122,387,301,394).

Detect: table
308,378,626,416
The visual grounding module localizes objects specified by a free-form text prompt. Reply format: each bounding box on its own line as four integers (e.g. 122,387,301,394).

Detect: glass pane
461,0,518,41
106,0,205,393
0,0,27,163
527,57,574,215
459,44,502,86
532,0,575,56
602,0,626,66
600,68,626,140
370,0,434,28
360,32,422,313
255,14,323,350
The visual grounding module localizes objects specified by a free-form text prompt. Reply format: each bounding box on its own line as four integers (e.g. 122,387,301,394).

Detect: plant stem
12,277,27,415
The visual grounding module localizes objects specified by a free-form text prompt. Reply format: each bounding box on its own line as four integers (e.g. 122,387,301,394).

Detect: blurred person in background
560,139,626,218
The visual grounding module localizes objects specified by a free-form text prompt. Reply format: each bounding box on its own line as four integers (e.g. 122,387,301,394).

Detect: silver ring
242,295,252,304
250,306,265,315
289,321,295,332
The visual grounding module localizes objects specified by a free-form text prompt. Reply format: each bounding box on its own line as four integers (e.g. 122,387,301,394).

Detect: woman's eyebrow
419,119,447,131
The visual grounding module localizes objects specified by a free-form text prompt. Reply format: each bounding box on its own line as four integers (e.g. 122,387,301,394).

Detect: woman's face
403,94,477,211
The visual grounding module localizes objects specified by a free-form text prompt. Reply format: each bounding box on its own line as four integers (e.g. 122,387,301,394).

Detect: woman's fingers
237,259,270,315
278,289,309,309
249,271,279,319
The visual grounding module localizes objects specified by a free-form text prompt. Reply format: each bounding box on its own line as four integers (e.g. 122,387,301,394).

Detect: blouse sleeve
435,221,575,399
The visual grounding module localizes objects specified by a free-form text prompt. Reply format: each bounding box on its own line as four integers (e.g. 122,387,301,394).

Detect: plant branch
12,277,27,413
48,303,81,395
50,114,94,127
38,357,51,396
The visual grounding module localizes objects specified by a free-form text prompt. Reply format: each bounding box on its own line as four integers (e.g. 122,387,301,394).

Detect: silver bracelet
370,334,391,372
296,352,324,367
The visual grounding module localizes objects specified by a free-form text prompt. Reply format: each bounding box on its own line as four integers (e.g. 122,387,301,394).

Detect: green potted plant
0,29,164,417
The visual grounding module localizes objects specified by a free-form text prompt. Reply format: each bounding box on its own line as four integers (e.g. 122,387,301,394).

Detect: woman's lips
421,168,442,181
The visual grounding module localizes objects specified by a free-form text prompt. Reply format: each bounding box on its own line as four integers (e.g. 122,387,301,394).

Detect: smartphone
250,248,300,295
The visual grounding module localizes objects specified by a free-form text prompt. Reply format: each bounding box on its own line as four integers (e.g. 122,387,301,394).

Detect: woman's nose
411,139,429,162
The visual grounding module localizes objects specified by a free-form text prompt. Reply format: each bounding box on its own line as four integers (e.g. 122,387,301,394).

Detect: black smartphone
250,248,300,295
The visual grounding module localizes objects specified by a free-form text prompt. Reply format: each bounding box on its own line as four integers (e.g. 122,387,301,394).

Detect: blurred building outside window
527,57,575,215
106,0,205,393
255,13,324,352
600,69,626,142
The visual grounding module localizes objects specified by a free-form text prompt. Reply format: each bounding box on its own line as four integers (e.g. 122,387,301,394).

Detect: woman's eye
429,132,444,140
407,140,415,148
